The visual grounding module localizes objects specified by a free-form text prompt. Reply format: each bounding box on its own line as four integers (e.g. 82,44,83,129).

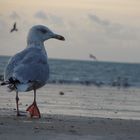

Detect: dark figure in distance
10,22,18,33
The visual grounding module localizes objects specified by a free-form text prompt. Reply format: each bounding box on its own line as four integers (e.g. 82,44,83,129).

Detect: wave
0,56,137,88
0,74,131,88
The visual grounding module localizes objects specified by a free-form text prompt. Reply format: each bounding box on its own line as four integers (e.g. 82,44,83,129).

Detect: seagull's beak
53,34,65,41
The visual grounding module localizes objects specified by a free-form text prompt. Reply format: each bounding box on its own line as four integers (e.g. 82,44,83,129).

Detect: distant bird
1,25,65,118
10,22,18,33
89,54,97,60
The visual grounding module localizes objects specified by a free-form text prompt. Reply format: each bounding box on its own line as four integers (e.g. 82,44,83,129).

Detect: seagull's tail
1,77,20,91
1,81,10,86
0,81,13,92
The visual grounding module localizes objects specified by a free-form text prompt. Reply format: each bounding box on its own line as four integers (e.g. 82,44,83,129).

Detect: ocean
0,55,140,87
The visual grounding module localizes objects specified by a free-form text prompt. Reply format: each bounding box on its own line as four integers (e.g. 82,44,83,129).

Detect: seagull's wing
4,51,24,80
14,53,49,84
10,22,17,32
89,54,96,60
5,47,49,85
10,29,14,32
13,22,16,29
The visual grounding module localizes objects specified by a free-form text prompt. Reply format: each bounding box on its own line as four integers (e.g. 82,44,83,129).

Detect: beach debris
111,77,130,88
1,25,65,118
59,91,65,95
69,129,77,134
34,126,40,130
10,22,18,33
70,125,75,128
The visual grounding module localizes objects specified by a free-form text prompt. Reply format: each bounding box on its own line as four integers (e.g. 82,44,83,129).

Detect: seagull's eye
39,28,47,34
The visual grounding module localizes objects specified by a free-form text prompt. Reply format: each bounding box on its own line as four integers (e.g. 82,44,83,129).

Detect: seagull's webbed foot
26,101,41,118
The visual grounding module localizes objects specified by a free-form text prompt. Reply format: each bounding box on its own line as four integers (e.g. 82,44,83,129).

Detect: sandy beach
1,84,140,139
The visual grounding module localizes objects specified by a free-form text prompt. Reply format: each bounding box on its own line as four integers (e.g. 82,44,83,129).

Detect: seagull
89,54,97,61
10,22,18,33
1,25,65,118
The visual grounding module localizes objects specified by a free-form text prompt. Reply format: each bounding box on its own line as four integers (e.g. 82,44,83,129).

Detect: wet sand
0,84,140,139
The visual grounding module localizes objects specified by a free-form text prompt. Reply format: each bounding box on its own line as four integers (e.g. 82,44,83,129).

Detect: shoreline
1,84,140,139
1,84,140,120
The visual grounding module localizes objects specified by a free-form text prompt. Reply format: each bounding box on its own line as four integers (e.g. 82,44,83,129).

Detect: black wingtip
1,77,20,86
1,81,8,86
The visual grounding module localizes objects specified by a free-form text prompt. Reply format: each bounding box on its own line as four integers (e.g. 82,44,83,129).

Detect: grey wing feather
4,47,49,84
4,52,23,80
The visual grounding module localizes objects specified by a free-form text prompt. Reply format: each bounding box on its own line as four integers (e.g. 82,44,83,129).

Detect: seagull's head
27,25,65,44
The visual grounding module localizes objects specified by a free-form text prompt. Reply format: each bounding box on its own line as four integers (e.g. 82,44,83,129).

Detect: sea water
0,55,140,87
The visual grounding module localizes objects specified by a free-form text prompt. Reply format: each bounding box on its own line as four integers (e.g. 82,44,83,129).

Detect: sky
0,0,140,63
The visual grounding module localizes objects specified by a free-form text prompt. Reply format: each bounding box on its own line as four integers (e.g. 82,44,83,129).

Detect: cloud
88,14,110,26
9,11,20,19
88,13,123,32
48,14,63,25
34,11,63,26
34,11,48,20
0,19,7,31
87,13,138,41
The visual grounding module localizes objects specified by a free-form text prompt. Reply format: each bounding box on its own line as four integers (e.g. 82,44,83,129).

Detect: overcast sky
0,0,140,63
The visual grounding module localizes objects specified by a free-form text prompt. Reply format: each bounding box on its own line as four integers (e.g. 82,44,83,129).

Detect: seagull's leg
26,89,41,118
15,90,20,116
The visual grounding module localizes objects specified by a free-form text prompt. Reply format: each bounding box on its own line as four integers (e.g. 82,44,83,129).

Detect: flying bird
89,54,97,60
1,25,65,118
10,22,18,33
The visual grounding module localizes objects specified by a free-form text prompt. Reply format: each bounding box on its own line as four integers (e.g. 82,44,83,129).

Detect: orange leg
26,89,41,118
